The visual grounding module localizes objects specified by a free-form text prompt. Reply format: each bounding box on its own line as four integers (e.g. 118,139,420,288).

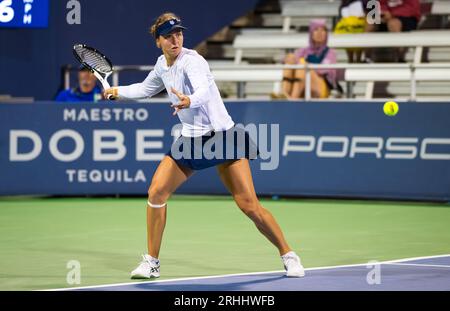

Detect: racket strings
74,46,112,74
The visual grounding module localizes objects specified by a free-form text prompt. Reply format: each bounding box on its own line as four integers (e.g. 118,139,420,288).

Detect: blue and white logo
0,0,14,23
0,0,49,28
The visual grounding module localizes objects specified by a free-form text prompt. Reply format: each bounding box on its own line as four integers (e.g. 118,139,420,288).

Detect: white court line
384,263,450,269
381,254,450,265
43,253,450,291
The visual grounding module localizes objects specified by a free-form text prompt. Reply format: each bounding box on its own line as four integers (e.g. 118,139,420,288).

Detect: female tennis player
104,12,304,279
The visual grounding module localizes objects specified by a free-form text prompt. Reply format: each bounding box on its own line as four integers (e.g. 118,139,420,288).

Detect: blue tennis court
59,255,450,291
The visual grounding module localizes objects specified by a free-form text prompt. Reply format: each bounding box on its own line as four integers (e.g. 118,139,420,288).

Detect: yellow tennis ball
383,101,399,116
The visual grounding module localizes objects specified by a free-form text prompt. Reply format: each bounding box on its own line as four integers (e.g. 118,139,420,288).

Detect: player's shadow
83,274,291,291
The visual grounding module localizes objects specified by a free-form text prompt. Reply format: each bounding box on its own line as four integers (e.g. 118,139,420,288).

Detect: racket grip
107,94,116,100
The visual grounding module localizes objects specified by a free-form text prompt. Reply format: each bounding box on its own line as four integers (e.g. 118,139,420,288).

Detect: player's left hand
171,87,191,115
103,87,118,100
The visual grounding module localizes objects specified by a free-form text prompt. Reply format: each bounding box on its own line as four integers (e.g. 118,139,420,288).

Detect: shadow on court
70,255,450,291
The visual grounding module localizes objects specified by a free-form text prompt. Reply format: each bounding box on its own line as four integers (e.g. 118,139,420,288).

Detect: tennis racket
73,44,115,100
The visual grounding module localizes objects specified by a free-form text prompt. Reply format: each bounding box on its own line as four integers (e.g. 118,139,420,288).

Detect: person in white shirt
104,12,304,279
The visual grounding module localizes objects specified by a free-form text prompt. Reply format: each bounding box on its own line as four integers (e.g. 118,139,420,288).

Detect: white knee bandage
147,201,167,208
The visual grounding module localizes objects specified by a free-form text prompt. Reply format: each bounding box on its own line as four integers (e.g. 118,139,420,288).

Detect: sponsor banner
0,101,449,201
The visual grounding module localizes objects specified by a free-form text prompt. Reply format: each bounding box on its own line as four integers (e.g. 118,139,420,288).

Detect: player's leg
216,159,304,276
147,155,193,258
217,159,289,254
131,156,193,279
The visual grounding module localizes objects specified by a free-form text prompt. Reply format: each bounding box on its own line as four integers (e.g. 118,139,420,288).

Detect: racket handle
107,94,116,100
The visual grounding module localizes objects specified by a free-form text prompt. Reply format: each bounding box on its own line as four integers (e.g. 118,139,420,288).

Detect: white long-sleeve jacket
117,48,235,137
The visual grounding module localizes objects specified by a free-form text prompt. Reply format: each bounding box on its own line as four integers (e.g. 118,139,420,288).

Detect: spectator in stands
365,0,421,62
55,66,103,102
335,0,367,63
272,19,338,99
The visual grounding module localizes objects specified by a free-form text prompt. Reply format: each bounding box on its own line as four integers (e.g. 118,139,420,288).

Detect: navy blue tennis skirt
167,125,259,170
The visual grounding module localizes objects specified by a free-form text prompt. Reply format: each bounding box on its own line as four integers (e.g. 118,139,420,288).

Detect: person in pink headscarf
272,19,338,99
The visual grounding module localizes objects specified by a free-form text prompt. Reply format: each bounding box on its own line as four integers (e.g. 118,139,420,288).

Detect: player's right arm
104,68,164,100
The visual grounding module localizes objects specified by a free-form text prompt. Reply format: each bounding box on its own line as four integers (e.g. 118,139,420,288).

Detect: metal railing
62,62,450,101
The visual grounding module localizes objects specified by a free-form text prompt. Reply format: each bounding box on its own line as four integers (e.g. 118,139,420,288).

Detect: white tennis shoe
281,251,305,277
130,254,160,279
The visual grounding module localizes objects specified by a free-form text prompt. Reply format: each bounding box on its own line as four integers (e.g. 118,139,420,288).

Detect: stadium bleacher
232,30,450,62
431,0,450,14
58,0,450,100
211,0,450,99
280,0,340,32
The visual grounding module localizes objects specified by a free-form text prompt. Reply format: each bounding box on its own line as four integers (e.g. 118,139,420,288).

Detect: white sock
144,254,159,262
281,251,297,258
